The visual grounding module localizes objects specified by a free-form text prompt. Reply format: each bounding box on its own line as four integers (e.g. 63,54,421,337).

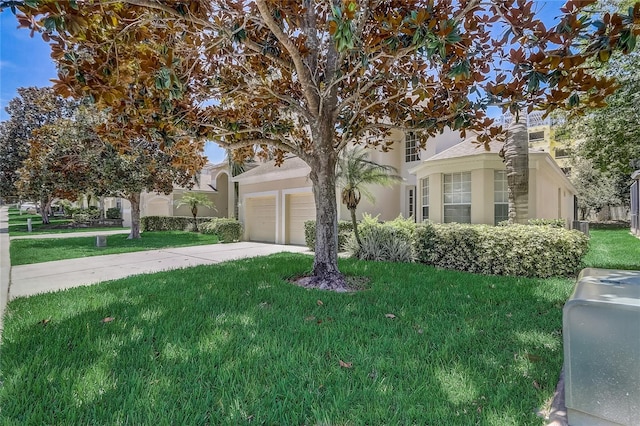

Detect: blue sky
0,2,564,163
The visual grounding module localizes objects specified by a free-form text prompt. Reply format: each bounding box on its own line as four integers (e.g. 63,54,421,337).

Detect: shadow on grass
0,254,571,424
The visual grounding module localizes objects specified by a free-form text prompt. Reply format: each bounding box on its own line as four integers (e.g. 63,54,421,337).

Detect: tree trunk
99,196,105,219
192,206,198,232
40,195,52,224
502,122,529,224
350,207,361,246
127,192,141,239
308,154,347,290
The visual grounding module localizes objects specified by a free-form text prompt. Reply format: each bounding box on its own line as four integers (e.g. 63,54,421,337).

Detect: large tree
0,87,76,201
6,0,639,289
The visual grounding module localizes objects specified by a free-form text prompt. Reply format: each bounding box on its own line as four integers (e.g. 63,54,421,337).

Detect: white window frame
421,177,429,221
494,170,509,225
405,132,420,163
443,172,471,223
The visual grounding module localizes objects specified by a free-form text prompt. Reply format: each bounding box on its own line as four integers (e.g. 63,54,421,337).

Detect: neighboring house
104,162,234,227
233,127,577,245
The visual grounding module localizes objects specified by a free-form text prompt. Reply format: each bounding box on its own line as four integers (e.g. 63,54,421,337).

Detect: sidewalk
9,242,309,299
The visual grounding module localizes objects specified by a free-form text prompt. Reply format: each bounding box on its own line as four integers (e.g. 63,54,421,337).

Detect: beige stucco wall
414,152,575,227
171,189,220,218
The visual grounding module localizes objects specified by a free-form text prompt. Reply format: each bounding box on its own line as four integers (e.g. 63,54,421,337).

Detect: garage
245,196,276,243
286,193,316,245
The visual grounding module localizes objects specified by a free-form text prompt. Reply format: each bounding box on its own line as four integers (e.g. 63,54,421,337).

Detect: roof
425,137,504,162
232,156,310,184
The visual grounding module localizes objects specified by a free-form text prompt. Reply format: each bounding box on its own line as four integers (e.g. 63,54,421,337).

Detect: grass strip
582,229,640,270
10,231,219,265
0,254,571,425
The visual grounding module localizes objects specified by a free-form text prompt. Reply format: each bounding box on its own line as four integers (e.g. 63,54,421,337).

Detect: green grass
0,255,570,425
582,229,640,270
8,210,119,236
10,231,219,265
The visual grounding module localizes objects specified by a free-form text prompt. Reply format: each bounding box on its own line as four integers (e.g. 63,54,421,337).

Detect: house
233,128,577,244
409,137,576,225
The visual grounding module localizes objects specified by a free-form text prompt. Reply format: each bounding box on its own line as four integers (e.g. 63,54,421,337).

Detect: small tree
336,147,402,246
175,192,215,232
570,155,623,220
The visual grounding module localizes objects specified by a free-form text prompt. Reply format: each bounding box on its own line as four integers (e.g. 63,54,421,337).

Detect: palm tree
499,122,529,223
336,147,402,245
175,192,215,232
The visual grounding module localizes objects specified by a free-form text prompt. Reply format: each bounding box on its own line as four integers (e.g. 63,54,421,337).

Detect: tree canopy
5,0,639,289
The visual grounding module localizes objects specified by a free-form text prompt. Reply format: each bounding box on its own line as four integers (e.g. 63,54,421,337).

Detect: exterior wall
414,152,575,227
172,188,219,218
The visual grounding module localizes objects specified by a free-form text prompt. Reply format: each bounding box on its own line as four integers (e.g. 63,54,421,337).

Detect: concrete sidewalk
9,242,310,299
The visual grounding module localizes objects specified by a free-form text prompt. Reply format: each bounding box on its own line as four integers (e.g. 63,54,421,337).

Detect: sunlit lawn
10,231,219,265
582,229,640,270
1,229,634,424
8,209,120,236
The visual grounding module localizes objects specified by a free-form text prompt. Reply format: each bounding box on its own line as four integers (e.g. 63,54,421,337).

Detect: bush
141,216,215,231
415,223,589,278
200,218,242,242
344,214,416,262
72,213,91,224
304,220,354,251
106,207,121,219
527,218,566,228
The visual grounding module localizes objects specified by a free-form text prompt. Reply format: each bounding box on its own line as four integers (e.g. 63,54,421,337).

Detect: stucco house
232,129,577,244
632,170,640,237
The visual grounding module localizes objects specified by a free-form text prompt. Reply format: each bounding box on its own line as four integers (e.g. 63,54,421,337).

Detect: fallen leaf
533,380,541,390
525,353,542,363
385,313,396,319
339,360,353,368
38,319,51,326
304,316,316,321
101,317,115,323
316,300,324,306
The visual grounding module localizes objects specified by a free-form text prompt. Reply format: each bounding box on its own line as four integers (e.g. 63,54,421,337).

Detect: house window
421,177,429,220
443,172,471,223
405,132,420,162
407,187,416,221
555,148,570,158
494,170,509,225
529,130,545,141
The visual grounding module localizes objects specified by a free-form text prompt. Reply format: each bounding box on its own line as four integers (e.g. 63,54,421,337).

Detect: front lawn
10,231,219,265
0,255,570,424
582,229,640,270
8,209,119,236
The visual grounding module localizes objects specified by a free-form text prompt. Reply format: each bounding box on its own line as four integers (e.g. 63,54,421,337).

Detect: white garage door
286,193,315,245
246,196,276,243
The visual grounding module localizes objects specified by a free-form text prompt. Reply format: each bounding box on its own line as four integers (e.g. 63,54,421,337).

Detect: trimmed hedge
200,218,242,243
304,220,354,251
141,216,215,232
416,222,589,278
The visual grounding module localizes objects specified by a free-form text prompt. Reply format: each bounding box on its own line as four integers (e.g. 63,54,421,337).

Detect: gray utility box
563,268,640,425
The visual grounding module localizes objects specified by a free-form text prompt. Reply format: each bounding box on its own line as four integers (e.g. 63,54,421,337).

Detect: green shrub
72,213,91,224
345,214,416,262
415,223,589,278
106,207,121,219
527,218,566,228
141,216,215,231
200,218,242,242
304,220,354,251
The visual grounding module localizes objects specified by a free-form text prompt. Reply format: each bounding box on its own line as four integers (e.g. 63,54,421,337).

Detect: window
405,132,420,162
421,178,429,220
407,187,416,220
529,130,545,141
494,170,509,225
443,172,471,223
555,148,570,158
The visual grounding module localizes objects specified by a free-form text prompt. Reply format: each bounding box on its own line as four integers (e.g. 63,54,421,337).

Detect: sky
0,2,565,164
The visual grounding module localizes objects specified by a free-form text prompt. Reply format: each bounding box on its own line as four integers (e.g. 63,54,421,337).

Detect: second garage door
286,193,315,245
246,196,276,243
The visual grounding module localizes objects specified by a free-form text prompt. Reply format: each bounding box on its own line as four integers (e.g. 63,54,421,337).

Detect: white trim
213,170,230,181
241,190,279,243
232,165,311,184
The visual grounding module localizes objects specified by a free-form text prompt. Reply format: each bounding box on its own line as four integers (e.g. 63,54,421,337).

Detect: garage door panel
287,193,315,245
246,196,276,243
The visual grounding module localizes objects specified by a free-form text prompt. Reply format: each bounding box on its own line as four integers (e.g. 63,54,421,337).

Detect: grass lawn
582,229,640,270
8,209,119,236
10,231,220,265
1,254,571,424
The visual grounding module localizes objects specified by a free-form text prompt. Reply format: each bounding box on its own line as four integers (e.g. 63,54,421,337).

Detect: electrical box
563,268,640,425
